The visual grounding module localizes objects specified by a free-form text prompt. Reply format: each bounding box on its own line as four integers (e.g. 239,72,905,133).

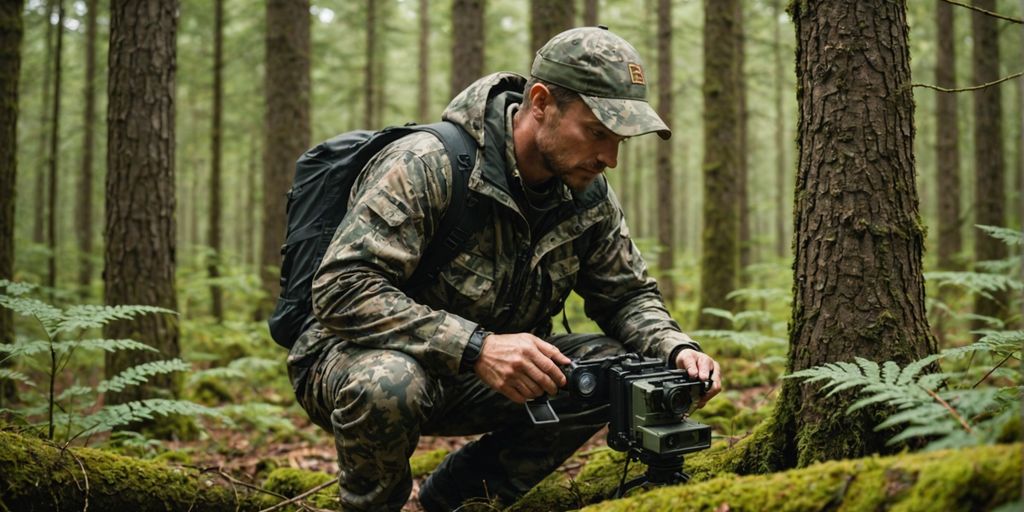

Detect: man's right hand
473,333,571,404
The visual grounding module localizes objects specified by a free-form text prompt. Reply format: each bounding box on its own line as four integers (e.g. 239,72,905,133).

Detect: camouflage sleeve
310,134,476,377
574,190,700,362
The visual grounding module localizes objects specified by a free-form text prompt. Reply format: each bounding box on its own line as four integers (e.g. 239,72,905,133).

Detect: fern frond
881,360,901,385
54,338,160,355
725,287,792,304
691,329,787,349
0,280,36,296
976,225,1023,246
55,385,94,402
56,305,176,335
942,330,1023,358
0,295,62,336
97,359,192,393
924,271,1023,300
887,424,961,445
219,403,295,433
896,354,944,386
80,399,231,436
0,340,52,358
701,308,736,323
0,368,35,385
187,367,245,384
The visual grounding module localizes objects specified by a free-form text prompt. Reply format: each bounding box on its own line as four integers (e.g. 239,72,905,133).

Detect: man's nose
598,142,619,169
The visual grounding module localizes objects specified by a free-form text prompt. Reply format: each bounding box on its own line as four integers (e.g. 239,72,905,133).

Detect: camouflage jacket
295,72,699,377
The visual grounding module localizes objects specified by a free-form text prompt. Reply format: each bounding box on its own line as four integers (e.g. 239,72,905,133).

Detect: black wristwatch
460,327,491,373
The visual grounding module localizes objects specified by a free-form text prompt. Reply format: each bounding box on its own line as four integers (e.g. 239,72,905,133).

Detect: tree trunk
46,0,63,292
260,0,311,314
75,0,98,296
970,0,1008,322
208,0,224,323
935,0,962,270
698,0,740,329
0,0,24,408
34,1,54,246
655,0,674,305
417,0,430,123
583,0,599,26
529,0,575,54
735,0,751,284
364,0,377,128
104,0,181,407
739,0,936,471
772,0,787,260
450,0,484,99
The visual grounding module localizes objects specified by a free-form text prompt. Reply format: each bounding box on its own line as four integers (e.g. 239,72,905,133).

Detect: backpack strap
404,121,488,292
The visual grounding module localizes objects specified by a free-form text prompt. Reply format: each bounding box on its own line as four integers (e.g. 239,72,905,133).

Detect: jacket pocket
441,251,496,303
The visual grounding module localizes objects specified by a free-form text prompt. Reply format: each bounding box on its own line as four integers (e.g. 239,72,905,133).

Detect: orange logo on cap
628,63,645,85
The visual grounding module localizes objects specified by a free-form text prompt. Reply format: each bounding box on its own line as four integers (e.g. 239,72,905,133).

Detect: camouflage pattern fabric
287,72,700,511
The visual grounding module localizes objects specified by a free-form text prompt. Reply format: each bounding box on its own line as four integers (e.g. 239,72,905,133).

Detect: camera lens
576,370,598,397
663,386,690,415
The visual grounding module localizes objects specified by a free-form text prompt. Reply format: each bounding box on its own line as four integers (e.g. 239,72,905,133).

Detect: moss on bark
0,430,274,511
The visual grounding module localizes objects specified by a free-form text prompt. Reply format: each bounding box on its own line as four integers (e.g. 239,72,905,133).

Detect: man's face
534,99,625,192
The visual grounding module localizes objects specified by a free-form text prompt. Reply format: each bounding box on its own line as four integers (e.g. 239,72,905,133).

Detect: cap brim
580,95,671,140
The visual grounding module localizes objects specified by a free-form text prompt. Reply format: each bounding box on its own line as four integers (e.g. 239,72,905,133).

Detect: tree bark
935,0,962,270
655,0,674,305
364,0,377,128
772,0,787,260
450,0,484,99
529,0,575,54
970,0,1008,322
260,0,311,313
417,0,430,123
46,0,64,291
583,0,599,26
740,0,936,470
698,0,740,329
34,1,54,246
75,0,98,296
735,0,751,283
104,0,181,406
208,0,224,323
0,0,24,407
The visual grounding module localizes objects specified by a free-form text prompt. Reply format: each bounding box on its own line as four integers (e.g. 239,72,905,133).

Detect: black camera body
564,353,713,457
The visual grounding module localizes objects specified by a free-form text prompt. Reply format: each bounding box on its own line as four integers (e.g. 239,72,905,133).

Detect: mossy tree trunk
45,0,63,292
772,0,787,260
0,0,24,408
734,0,751,285
259,0,311,314
738,0,936,471
698,0,740,329
104,0,181,407
75,0,98,297
208,0,224,323
33,0,54,246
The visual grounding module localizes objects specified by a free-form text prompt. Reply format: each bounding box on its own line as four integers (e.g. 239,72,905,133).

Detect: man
287,26,722,511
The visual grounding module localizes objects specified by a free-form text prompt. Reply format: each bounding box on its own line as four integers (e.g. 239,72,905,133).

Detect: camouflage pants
288,332,623,512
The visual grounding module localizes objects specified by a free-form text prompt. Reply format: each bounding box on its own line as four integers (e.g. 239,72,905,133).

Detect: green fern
690,329,787,350
942,330,1023,359
976,225,1023,247
787,355,1019,449
924,271,1022,300
97,359,193,393
186,356,279,386
78,399,231,438
219,403,295,434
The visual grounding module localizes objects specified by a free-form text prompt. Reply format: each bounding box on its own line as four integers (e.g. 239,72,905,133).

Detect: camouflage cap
531,26,670,140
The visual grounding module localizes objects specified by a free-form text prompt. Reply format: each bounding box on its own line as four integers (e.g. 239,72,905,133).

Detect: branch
938,0,1023,24
913,70,1024,93
258,477,339,512
921,385,973,433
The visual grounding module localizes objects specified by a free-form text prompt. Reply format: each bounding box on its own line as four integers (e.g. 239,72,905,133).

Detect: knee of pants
329,349,434,428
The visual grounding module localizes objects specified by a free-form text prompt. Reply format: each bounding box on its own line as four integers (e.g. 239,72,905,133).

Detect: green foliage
786,353,1020,450
0,280,223,444
924,271,1022,301
975,225,1023,247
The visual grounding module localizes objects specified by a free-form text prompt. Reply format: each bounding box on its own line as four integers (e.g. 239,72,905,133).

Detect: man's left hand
674,348,722,409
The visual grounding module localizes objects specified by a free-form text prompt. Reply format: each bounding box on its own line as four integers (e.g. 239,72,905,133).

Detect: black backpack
268,121,486,348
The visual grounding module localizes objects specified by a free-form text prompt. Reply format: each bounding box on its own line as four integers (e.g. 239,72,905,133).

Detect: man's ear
527,83,553,119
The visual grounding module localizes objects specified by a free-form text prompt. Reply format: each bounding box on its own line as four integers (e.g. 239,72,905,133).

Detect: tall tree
450,0,484,98
260,0,311,312
208,0,224,323
46,0,64,291
735,0,751,280
583,0,599,26
655,0,675,304
33,1,55,246
698,0,740,329
0,0,25,407
529,0,575,54
364,0,377,128
417,0,430,122
104,0,181,406
970,0,1008,322
75,0,99,295
772,0,787,259
934,0,962,270
739,0,935,471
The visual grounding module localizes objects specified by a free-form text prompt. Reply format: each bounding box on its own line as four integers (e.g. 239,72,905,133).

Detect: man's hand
474,333,571,404
674,348,722,409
